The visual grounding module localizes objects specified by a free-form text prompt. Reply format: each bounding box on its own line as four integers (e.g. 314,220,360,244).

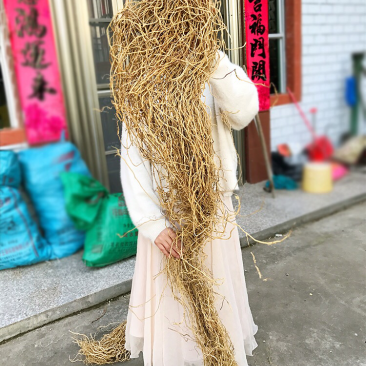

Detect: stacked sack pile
0,140,89,269
1,139,138,270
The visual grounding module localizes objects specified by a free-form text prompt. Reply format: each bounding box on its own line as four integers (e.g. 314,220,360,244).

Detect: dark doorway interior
0,65,10,129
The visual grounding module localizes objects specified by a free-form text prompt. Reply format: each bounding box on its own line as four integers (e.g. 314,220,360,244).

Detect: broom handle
287,87,317,141
253,113,276,198
242,65,275,197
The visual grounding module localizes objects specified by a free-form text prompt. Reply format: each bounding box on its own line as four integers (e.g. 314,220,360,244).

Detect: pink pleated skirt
125,195,258,366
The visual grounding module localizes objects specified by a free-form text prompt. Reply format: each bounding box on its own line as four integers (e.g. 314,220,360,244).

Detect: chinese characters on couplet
252,60,266,81
249,13,265,35
249,0,263,13
4,0,68,143
245,0,270,110
22,41,50,69
15,7,46,38
248,0,267,82
15,0,55,102
29,73,56,100
18,0,39,4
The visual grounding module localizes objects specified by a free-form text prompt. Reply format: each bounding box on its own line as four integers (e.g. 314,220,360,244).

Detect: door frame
221,0,246,185
49,0,119,188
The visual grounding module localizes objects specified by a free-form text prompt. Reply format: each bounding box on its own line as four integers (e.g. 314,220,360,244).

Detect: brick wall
270,0,366,151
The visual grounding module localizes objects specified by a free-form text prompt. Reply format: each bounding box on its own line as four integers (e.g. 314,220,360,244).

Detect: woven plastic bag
0,151,21,188
61,173,137,267
60,172,108,231
0,187,50,270
18,142,90,259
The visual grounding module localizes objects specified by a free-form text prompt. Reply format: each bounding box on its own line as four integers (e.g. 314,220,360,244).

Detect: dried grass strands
75,1,238,365
71,322,130,364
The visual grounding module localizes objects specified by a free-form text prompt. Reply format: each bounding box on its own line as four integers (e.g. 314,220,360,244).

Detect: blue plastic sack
0,187,50,270
18,142,90,259
0,151,21,188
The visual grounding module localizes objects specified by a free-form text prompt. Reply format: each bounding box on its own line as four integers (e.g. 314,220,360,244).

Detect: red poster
245,0,270,111
3,0,68,145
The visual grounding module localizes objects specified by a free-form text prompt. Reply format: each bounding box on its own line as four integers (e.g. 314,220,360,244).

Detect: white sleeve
120,124,170,243
209,51,259,131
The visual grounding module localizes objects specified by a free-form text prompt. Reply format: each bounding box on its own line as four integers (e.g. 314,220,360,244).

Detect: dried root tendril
70,322,130,364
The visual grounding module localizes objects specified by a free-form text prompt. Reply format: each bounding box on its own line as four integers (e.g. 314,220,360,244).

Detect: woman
120,51,259,366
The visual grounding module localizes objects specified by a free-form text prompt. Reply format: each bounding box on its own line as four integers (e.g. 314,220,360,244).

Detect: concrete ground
1,202,365,366
3,172,365,342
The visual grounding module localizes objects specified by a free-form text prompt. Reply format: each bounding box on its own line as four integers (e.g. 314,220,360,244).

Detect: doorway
51,0,246,192
0,65,10,130
85,0,246,191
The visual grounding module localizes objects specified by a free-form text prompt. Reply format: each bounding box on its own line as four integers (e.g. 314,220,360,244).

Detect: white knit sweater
120,52,259,243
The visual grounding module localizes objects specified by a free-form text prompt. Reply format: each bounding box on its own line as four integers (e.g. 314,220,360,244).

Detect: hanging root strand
71,322,130,364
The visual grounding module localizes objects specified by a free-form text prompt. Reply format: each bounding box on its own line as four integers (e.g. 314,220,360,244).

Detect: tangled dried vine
71,322,130,364
75,1,239,365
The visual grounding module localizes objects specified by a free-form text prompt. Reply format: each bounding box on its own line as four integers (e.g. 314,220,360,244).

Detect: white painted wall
270,0,366,151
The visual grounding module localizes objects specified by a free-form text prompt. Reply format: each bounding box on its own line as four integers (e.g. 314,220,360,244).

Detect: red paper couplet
245,0,270,111
3,0,68,145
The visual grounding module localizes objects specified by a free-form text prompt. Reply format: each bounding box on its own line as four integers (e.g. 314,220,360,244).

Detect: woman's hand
154,228,182,259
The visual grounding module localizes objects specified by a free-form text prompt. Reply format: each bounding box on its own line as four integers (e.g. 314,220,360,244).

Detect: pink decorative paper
3,0,68,144
245,0,270,111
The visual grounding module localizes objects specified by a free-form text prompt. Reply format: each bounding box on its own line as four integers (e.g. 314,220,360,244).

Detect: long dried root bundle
75,1,238,365
72,321,130,364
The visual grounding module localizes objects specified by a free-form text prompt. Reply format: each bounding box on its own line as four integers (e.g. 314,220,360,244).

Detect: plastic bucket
302,162,333,193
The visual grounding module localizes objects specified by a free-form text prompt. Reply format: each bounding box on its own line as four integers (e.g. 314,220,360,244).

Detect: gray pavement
1,202,365,366
2,172,365,342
